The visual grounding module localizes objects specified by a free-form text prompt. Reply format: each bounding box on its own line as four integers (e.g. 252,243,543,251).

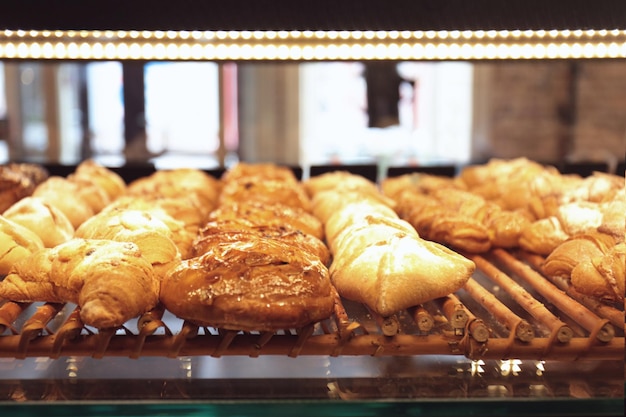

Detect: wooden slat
492,249,615,343
470,254,574,344
463,277,534,342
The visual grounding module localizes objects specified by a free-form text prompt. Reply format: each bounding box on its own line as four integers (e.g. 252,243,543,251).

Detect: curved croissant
0,239,159,328
543,232,616,279
75,208,181,279
0,215,45,275
3,196,74,248
571,242,625,303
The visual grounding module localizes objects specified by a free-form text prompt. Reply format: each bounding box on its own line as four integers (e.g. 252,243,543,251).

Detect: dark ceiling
1,0,625,31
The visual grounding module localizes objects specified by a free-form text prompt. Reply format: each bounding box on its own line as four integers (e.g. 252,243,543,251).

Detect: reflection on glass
299,62,473,167
144,62,220,158
86,62,124,158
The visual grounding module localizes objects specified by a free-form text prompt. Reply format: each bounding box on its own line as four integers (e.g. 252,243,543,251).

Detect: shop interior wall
472,60,626,170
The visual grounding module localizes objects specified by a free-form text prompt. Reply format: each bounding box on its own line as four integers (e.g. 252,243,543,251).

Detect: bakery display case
0,1,624,416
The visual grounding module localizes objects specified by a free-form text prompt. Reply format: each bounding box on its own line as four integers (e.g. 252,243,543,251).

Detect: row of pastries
0,162,221,328
382,157,625,303
0,157,623,332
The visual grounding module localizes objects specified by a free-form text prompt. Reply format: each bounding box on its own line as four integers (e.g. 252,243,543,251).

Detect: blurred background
1,59,624,174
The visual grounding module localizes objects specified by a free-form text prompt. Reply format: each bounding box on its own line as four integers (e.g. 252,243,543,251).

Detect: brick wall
573,61,626,165
472,60,626,169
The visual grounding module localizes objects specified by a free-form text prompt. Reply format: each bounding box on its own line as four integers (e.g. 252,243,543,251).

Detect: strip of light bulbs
0,29,625,60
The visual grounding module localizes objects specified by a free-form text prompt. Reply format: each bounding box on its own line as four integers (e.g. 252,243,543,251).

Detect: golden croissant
0,238,159,329
571,242,625,303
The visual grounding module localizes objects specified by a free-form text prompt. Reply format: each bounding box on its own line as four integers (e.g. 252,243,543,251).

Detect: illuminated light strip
0,29,625,60
5,28,624,40
0,40,624,61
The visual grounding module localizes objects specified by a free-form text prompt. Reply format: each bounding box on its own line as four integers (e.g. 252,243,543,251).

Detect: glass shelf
0,354,623,416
